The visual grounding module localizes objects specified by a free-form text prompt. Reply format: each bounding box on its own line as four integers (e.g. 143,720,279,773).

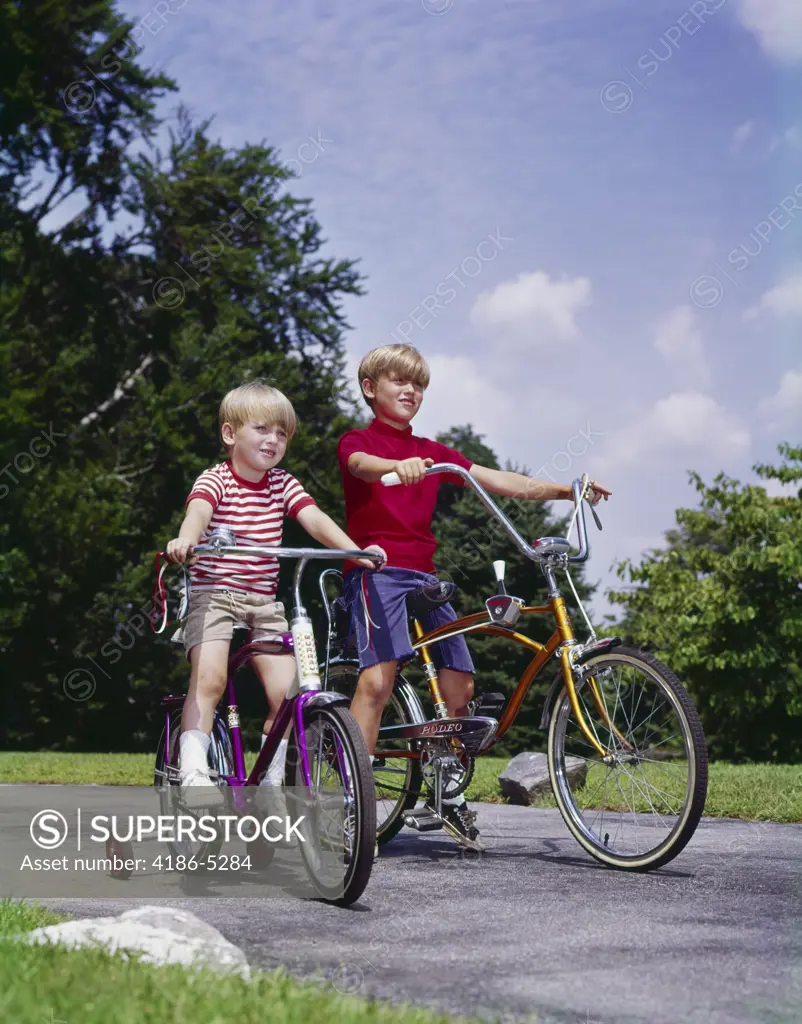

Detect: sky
85,0,802,620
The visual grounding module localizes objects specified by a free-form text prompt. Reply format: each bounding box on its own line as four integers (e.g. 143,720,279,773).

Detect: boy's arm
166,498,214,563
470,465,571,501
346,452,433,484
294,505,386,568
470,465,612,504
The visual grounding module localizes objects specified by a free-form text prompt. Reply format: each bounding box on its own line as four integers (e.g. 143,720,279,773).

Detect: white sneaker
179,768,218,807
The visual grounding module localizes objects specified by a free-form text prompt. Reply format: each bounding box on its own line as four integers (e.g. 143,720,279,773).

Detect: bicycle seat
406,580,458,618
329,596,352,643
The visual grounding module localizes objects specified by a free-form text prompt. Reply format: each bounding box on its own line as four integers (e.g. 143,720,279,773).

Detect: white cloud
412,353,511,442
758,370,802,430
653,306,711,389
744,270,802,320
736,0,802,62
731,119,755,152
598,392,750,471
469,270,592,344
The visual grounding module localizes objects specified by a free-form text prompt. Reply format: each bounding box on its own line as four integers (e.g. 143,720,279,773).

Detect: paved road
42,806,802,1024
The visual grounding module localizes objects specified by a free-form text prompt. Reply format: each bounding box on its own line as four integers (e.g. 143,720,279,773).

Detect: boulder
498,751,587,806
24,905,250,978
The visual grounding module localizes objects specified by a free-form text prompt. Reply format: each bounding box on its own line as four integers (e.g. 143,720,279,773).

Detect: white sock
179,730,210,776
259,736,288,786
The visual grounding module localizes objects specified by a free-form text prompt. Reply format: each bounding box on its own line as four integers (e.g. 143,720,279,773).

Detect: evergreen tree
0,3,363,749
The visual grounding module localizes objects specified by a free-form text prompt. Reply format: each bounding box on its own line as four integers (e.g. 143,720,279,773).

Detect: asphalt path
41,806,802,1024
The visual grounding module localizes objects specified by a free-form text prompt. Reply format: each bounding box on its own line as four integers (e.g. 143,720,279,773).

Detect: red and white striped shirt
186,460,316,596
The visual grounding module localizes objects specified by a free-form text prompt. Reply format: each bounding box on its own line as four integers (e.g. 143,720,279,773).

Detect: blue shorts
342,566,475,674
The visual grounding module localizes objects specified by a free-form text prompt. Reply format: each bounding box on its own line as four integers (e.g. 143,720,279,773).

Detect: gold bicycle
322,469,709,871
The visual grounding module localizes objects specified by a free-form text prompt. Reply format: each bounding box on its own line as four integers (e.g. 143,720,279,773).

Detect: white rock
498,751,588,805
24,905,250,979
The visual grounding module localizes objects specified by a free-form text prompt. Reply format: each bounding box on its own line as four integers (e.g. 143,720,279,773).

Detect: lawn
0,899,480,1024
1,752,800,821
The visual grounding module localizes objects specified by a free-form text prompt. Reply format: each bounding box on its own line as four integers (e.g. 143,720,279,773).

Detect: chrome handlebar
380,465,594,565
191,542,384,614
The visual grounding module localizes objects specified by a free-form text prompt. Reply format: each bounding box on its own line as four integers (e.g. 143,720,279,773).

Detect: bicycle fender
304,690,351,710
395,676,428,725
538,637,623,730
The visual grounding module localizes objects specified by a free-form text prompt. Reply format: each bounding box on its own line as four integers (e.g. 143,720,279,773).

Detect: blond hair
218,379,297,446
357,344,430,407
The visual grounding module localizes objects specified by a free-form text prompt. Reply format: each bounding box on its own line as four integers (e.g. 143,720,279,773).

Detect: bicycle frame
156,540,383,792
160,644,349,788
370,468,611,760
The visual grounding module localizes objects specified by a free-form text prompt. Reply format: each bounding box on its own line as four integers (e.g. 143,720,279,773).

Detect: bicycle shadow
379,831,693,880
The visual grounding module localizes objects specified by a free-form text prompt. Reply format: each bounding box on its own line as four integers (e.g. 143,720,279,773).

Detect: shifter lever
492,560,507,595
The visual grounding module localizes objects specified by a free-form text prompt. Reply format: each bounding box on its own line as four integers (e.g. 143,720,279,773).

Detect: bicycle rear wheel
286,702,376,906
153,708,234,864
547,645,708,871
326,663,423,846
153,708,234,788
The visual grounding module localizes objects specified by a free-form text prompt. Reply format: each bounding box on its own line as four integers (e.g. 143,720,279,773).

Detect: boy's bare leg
427,667,482,847
182,640,230,734
251,652,296,737
251,652,296,784
180,640,229,785
350,660,398,754
438,668,474,718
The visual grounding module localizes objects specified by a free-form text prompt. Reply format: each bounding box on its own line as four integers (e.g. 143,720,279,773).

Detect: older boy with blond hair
167,379,385,788
337,344,610,849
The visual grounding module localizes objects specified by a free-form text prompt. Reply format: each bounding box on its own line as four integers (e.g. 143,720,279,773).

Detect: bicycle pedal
403,807,444,832
473,692,505,715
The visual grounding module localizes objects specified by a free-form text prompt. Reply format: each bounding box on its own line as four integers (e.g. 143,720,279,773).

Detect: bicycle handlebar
165,543,384,619
191,543,384,563
380,464,591,565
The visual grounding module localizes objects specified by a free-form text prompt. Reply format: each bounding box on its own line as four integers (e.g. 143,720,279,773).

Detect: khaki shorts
179,589,290,658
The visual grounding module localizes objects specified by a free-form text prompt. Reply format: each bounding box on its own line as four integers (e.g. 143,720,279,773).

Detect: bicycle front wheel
286,702,376,906
547,645,708,871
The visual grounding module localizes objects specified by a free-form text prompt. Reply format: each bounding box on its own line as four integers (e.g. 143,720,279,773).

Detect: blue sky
102,0,801,619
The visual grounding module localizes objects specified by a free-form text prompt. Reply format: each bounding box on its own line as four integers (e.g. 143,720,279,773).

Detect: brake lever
586,499,603,532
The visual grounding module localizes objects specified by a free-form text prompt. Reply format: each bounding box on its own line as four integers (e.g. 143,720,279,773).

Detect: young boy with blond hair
167,379,385,787
337,344,610,848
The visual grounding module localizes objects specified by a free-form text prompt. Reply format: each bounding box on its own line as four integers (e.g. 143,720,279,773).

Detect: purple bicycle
151,533,382,905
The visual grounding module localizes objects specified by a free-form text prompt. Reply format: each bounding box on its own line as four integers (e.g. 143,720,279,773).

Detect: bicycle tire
153,708,234,788
153,708,234,865
326,662,423,846
285,702,376,905
547,645,708,871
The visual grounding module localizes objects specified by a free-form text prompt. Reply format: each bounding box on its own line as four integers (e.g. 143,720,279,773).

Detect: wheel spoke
550,651,705,867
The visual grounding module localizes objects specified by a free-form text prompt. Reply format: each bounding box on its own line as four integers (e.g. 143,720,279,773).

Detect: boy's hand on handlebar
356,544,387,570
393,457,433,485
166,538,198,565
586,479,612,506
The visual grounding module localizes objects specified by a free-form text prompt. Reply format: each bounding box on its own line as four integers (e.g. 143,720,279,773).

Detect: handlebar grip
381,472,401,487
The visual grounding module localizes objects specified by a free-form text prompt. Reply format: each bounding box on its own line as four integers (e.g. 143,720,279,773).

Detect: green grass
463,756,802,823
2,752,800,822
0,899,483,1024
